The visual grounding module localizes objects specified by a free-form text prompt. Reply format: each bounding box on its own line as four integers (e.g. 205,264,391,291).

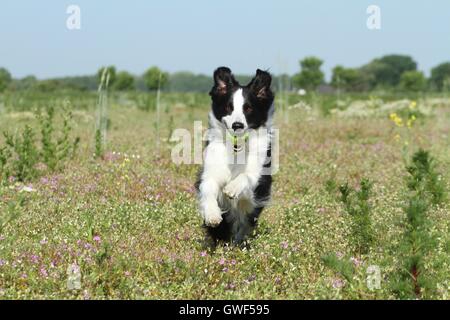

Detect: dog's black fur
196,67,274,246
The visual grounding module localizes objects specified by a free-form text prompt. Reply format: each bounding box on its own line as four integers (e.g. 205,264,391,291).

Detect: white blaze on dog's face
221,89,247,132
209,67,274,133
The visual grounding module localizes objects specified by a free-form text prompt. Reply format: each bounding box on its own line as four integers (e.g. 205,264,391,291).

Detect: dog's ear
210,67,237,97
249,69,272,99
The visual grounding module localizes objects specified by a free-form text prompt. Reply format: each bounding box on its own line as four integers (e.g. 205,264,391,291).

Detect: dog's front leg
223,157,263,200
224,134,268,200
199,142,230,226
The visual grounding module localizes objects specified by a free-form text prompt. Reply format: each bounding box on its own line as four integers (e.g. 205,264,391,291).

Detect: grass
0,91,449,299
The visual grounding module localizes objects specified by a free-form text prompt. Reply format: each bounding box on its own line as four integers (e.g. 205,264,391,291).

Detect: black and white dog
196,67,275,246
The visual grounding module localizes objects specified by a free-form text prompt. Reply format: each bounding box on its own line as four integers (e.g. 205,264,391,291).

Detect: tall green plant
95,68,110,158
338,178,374,255
392,149,446,299
1,108,79,183
3,126,39,181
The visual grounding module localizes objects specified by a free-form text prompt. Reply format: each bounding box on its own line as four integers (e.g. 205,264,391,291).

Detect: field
0,91,449,299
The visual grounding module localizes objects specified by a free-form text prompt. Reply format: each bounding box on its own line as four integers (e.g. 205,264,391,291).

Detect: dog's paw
223,177,246,200
202,202,223,227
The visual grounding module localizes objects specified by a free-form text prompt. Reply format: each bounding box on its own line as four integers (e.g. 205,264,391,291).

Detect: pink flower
218,258,226,265
281,241,289,249
332,278,344,289
200,251,207,257
93,235,101,243
226,283,235,290
30,255,39,264
350,257,362,267
40,267,48,278
230,259,236,265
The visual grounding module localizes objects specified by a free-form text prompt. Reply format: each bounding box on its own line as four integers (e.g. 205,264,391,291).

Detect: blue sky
0,0,449,79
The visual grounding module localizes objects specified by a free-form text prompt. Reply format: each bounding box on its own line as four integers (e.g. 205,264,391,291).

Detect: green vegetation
400,71,427,93
0,106,78,182
292,56,325,91
97,66,116,88
391,150,447,299
143,66,169,91
430,62,450,91
0,89,448,299
338,178,374,255
114,71,135,91
2,54,450,94
0,68,12,93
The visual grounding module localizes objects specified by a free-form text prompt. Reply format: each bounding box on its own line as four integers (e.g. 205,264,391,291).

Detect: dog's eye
225,103,232,113
243,104,252,113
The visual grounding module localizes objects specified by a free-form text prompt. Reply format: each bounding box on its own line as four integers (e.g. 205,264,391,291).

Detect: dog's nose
231,122,244,131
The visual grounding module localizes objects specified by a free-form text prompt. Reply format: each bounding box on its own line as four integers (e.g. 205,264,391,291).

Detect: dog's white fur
199,89,273,228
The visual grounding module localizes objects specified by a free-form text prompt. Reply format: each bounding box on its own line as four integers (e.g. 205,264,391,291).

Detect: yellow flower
389,113,403,127
409,101,417,110
407,114,416,128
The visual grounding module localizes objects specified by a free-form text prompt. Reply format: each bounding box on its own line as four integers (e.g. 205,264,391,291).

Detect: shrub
0,107,79,183
391,149,446,299
338,178,374,254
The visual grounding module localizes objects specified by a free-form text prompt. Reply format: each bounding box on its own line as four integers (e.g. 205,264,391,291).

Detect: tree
114,71,135,91
430,62,450,91
331,66,364,92
0,67,12,92
18,75,38,90
143,66,169,91
361,55,417,88
96,66,116,88
34,79,62,92
292,56,324,91
400,71,426,92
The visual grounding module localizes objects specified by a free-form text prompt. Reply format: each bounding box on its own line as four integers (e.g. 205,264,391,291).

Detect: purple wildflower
350,257,362,267
40,267,48,278
30,254,39,264
332,278,344,289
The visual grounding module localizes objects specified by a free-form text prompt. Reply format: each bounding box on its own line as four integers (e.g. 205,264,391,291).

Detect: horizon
1,1,449,80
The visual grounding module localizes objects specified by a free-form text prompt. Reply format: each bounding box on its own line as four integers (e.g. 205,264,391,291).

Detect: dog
195,67,275,246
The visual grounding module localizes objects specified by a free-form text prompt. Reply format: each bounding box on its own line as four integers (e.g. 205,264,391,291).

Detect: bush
0,107,79,183
391,149,446,299
338,178,374,254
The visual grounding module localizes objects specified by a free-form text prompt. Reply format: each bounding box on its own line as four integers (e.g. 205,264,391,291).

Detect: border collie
195,67,275,246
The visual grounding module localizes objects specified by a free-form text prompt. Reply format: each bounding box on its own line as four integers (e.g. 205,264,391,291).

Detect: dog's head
209,67,274,133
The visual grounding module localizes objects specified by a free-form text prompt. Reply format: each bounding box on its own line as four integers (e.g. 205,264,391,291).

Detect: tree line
1,55,450,93
294,55,450,93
